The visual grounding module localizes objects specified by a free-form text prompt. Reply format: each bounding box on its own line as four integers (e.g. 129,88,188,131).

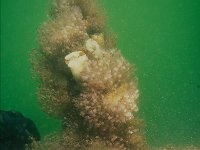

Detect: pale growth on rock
85,38,104,58
65,51,88,78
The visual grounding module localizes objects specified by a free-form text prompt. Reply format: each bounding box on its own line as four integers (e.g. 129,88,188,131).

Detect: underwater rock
31,0,146,149
0,110,40,150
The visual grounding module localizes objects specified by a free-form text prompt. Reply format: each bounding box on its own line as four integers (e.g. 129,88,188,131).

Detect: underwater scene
1,0,200,149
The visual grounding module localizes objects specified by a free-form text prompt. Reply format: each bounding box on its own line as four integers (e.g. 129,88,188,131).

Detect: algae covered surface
1,0,200,149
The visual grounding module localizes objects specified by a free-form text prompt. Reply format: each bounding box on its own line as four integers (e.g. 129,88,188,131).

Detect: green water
1,0,200,148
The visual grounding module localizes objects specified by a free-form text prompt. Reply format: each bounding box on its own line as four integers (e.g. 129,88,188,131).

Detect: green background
1,0,200,148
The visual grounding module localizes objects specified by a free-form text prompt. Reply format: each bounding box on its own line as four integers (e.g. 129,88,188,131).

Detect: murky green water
1,0,200,148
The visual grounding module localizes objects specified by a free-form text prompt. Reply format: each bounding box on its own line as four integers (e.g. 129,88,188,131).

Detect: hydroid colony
31,0,146,149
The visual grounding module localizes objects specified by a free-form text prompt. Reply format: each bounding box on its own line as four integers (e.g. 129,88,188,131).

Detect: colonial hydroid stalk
30,0,146,149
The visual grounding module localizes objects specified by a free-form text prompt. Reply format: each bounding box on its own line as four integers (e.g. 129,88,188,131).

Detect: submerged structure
31,0,146,149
